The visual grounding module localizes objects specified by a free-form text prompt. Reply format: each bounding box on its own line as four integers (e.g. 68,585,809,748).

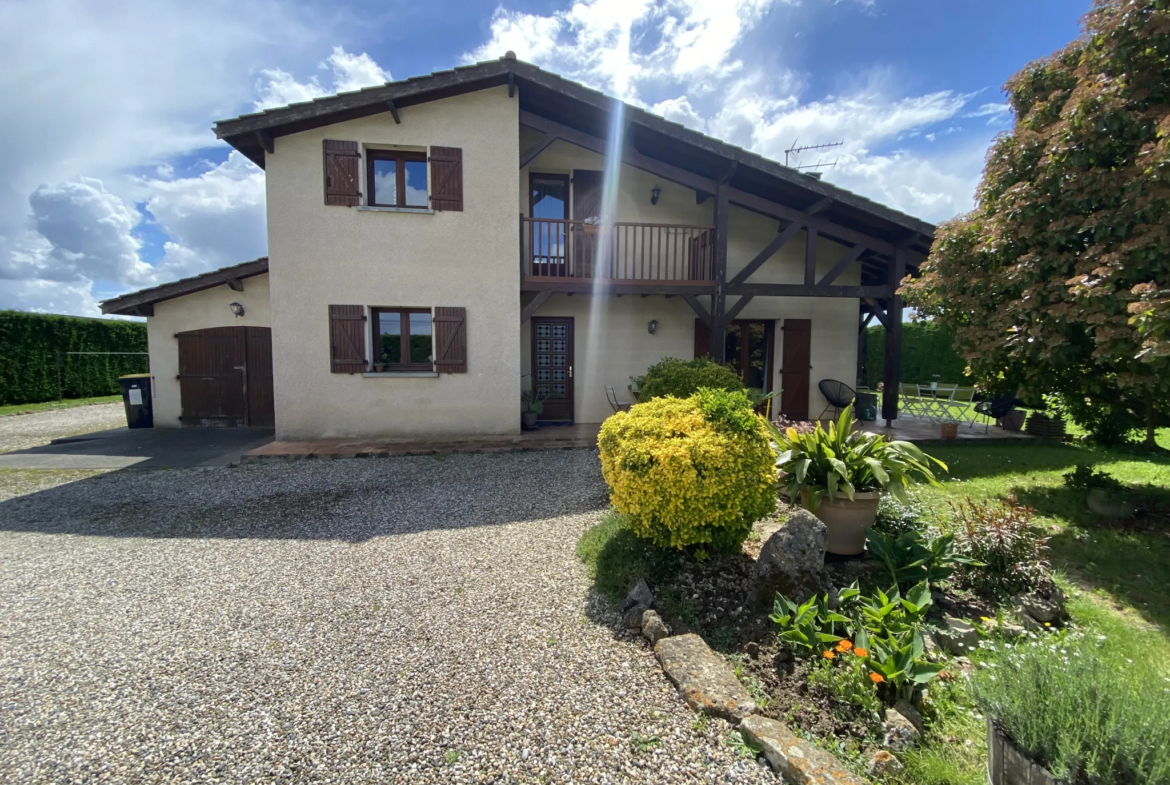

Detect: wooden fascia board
728,283,892,299
520,279,714,296
100,261,269,315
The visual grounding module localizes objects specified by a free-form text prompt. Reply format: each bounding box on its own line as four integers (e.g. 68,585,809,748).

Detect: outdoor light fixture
229,302,245,318
650,185,661,205
648,319,658,335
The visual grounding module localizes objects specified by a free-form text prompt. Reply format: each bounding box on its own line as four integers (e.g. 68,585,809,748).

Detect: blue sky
0,0,1087,315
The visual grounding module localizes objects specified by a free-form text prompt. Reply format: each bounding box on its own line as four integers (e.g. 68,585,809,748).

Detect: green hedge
0,311,148,405
862,322,969,386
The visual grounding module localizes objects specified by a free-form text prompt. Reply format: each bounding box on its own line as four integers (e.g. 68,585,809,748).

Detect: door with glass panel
529,173,570,278
531,316,574,422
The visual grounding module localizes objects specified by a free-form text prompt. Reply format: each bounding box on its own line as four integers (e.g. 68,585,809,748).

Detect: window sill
362,371,439,378
357,206,434,215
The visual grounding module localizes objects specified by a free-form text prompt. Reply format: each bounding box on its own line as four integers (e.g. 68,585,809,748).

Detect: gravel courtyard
0,451,776,784
0,402,125,454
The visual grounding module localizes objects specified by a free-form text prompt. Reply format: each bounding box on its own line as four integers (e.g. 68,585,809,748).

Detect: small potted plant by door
521,384,547,431
767,403,947,555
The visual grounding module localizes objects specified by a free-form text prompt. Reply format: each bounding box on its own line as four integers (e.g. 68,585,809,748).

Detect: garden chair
899,383,927,417
971,394,1022,433
922,383,958,420
817,379,856,420
605,385,632,413
945,386,977,422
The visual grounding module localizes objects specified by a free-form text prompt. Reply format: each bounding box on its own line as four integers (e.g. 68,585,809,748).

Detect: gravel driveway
0,403,125,454
0,452,775,784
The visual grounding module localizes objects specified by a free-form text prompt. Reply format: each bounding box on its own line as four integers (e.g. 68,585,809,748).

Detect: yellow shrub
597,391,777,551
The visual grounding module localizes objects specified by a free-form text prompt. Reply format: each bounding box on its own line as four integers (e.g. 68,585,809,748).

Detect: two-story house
101,54,934,440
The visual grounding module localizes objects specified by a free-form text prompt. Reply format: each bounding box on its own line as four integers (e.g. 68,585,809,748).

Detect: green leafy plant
858,624,946,703
630,732,661,753
865,528,975,591
637,356,744,400
808,653,884,724
1062,464,1126,495
971,631,1170,785
769,590,854,652
948,497,1051,599
726,731,764,759
871,493,927,537
521,377,547,415
766,404,947,513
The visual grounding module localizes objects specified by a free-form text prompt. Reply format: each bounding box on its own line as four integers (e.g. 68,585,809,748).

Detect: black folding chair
817,379,857,420
971,395,1022,433
605,385,632,413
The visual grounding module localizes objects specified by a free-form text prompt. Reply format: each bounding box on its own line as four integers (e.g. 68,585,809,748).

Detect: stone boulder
622,578,654,612
654,634,756,721
883,705,920,751
868,749,904,777
753,509,831,604
740,715,868,784
641,610,669,645
1013,586,1065,625
936,615,981,656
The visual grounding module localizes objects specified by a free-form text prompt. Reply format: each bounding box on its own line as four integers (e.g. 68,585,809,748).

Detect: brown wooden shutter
329,305,367,373
694,318,711,359
323,140,361,206
433,307,467,373
429,146,463,211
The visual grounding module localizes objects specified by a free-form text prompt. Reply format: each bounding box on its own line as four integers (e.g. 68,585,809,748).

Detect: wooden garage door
177,326,274,427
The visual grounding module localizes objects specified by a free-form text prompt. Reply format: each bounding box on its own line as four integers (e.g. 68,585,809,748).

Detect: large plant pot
1087,487,1137,519
941,422,959,439
800,488,880,556
987,718,1067,785
1001,410,1026,431
521,411,539,430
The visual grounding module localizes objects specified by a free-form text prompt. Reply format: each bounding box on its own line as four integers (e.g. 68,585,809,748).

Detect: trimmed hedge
0,311,148,405
862,323,969,386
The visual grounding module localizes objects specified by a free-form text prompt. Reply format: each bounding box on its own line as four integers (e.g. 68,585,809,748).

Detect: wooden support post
709,176,730,363
882,247,907,425
858,311,874,385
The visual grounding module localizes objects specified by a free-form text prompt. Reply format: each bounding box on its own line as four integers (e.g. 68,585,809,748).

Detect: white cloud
254,46,392,110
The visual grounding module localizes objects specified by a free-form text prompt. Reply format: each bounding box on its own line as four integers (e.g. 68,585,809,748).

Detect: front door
779,319,812,420
531,316,574,422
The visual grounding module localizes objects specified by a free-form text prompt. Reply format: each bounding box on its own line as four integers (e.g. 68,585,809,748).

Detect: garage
98,258,273,429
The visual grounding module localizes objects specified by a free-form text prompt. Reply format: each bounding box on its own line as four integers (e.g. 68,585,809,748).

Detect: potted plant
1062,465,1137,519
521,382,546,430
766,404,947,555
940,416,960,439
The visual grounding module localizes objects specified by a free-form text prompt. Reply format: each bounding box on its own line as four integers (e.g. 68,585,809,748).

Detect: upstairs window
368,151,428,208
373,308,433,370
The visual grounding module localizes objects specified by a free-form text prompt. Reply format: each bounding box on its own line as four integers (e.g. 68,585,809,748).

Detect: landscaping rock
1013,588,1064,624
867,749,904,777
883,705,920,751
936,615,981,655
624,604,648,630
922,631,942,661
893,699,924,736
739,714,868,784
753,509,831,604
744,641,760,659
622,578,654,612
983,618,1027,639
654,634,756,721
641,610,669,645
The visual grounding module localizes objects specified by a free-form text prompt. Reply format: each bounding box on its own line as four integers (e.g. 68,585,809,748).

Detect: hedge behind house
0,311,148,405
863,322,970,387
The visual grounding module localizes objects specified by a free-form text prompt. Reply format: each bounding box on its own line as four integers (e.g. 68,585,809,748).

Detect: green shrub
1062,464,1125,494
971,631,1170,784
637,357,743,400
872,494,927,537
863,322,969,386
866,529,970,592
0,311,148,405
948,497,1050,599
1051,393,1141,445
597,388,776,551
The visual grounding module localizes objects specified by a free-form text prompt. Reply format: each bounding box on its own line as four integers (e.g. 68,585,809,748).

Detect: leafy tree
903,0,1170,445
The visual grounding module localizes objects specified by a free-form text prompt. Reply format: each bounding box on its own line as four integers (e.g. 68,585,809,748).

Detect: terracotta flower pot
941,422,959,439
800,488,881,556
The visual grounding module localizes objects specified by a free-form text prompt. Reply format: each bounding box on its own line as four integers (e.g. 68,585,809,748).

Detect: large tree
903,0,1170,445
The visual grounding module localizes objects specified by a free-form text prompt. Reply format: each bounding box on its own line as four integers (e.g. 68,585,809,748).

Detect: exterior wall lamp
229,302,245,318
650,185,661,205
648,319,658,335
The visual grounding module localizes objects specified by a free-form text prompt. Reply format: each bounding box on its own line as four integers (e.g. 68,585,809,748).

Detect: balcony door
529,173,569,277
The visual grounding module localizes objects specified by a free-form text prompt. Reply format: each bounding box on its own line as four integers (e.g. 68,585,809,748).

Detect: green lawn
0,395,122,417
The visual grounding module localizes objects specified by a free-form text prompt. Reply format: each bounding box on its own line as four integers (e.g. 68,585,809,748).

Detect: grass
0,395,121,417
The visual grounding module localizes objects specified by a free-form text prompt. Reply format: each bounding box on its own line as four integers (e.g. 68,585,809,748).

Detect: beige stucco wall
145,273,272,427
265,86,520,439
521,139,860,423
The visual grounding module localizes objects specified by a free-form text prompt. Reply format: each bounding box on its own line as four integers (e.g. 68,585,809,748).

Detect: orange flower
869,672,884,684
853,647,869,658
836,640,853,652
822,650,836,660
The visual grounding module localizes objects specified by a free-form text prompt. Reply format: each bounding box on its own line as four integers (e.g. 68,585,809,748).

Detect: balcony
520,216,715,293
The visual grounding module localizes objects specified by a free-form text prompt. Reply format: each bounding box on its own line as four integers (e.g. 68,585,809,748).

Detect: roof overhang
100,257,268,317
213,58,936,266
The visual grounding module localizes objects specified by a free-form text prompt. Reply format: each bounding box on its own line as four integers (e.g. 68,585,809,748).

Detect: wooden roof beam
729,283,891,299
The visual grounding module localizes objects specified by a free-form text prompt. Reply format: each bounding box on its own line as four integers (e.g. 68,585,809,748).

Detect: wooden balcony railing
520,216,715,286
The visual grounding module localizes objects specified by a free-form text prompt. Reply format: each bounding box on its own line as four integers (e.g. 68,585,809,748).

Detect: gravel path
0,452,776,784
0,403,125,454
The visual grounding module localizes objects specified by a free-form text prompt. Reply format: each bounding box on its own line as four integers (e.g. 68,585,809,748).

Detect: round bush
637,357,743,400
597,388,777,551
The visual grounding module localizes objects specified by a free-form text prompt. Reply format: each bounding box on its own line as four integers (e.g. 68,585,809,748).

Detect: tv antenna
784,139,844,171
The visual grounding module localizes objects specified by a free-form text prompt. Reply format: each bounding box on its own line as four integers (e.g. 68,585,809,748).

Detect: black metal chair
605,385,632,413
817,379,857,420
971,395,1022,433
